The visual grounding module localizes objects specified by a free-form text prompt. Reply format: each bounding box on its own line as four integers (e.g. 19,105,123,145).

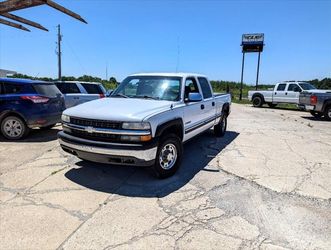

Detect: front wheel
1,116,29,140
214,115,227,137
323,106,331,121
153,134,183,179
310,111,323,118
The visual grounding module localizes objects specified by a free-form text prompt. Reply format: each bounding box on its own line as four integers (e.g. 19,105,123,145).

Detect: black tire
40,124,57,130
1,116,30,140
252,96,263,107
268,103,277,108
323,106,331,121
214,114,227,137
153,133,183,179
310,111,323,118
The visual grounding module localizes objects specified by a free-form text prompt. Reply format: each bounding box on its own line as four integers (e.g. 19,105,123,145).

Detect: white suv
55,81,106,108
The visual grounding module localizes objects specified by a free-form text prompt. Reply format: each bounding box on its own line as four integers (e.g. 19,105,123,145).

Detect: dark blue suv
0,78,65,140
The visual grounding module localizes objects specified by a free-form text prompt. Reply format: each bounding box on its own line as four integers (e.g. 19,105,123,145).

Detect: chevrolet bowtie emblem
85,126,94,133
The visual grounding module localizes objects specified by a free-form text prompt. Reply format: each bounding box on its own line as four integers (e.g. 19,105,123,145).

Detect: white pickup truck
248,81,328,108
58,73,231,178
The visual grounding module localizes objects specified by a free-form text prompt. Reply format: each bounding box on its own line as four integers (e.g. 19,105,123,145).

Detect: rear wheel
323,106,331,121
310,111,323,118
252,96,263,107
153,134,182,179
1,116,29,140
214,114,227,137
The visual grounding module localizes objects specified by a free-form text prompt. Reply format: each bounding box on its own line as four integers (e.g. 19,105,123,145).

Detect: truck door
183,77,206,140
273,83,287,103
286,83,302,104
197,77,216,127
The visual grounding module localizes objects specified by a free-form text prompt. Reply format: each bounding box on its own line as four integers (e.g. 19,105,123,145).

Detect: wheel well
322,100,331,112
252,93,265,103
0,111,27,125
155,119,184,141
222,103,230,117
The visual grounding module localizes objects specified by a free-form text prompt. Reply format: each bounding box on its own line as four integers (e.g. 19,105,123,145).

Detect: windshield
112,76,182,101
299,83,316,90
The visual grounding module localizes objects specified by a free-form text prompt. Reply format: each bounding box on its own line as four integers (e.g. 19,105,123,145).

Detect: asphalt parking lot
0,103,330,250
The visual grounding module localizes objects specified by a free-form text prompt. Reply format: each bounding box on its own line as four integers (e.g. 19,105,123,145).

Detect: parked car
248,81,329,108
299,91,331,120
58,73,231,178
55,81,106,108
0,78,65,140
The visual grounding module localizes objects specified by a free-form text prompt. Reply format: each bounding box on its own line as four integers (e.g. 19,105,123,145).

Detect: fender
0,110,27,124
155,118,184,140
321,99,331,112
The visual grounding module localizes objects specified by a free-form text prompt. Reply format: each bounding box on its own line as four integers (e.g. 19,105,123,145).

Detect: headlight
122,122,150,130
61,114,70,123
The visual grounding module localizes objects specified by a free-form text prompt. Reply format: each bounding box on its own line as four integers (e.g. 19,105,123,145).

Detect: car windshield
112,76,181,101
299,83,316,90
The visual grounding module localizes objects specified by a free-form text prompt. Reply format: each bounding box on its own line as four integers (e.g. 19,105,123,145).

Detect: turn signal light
140,135,152,142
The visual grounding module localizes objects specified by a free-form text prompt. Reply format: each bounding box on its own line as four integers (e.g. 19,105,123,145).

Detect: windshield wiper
111,93,129,98
136,95,160,100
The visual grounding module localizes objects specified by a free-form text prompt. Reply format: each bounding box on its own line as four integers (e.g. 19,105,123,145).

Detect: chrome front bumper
58,131,157,165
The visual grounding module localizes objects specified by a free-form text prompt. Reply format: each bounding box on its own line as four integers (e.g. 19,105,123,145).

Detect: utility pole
56,24,62,81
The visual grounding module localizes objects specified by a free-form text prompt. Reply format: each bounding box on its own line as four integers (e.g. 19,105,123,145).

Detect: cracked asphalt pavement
0,104,330,250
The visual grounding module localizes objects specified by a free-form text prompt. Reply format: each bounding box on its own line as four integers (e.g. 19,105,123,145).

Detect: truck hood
304,89,331,94
64,97,176,121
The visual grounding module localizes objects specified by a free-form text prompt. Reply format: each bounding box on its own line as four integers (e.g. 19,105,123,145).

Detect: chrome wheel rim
253,98,261,106
3,119,23,138
328,108,331,118
159,143,177,170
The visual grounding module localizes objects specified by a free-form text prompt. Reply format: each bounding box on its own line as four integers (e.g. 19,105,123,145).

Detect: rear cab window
33,83,62,97
287,84,302,92
81,83,104,94
198,77,213,99
276,84,286,91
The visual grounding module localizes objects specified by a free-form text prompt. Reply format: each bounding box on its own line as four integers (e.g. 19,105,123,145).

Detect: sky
0,0,330,85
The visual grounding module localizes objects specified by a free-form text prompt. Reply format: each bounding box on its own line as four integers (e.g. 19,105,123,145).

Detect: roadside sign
241,33,264,52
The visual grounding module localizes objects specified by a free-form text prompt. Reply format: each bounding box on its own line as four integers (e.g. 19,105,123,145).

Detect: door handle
212,102,215,106
201,104,205,110
285,92,288,95
274,92,277,95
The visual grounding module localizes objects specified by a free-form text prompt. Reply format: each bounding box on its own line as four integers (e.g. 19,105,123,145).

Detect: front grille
68,129,121,143
70,117,121,129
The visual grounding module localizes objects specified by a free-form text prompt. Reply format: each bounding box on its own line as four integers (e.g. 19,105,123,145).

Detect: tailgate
299,92,312,105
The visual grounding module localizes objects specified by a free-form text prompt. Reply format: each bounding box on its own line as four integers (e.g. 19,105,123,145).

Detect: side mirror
186,92,202,102
106,89,113,97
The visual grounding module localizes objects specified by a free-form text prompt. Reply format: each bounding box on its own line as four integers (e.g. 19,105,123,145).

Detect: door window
198,77,212,99
276,84,286,91
288,84,301,92
3,83,22,94
81,83,103,94
184,78,200,100
55,82,80,94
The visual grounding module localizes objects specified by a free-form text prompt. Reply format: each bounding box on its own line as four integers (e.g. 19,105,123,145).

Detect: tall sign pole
57,24,62,81
239,52,245,100
256,51,261,90
240,33,264,99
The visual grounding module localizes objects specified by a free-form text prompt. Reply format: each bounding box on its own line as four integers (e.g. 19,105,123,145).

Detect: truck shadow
300,116,329,122
64,130,239,198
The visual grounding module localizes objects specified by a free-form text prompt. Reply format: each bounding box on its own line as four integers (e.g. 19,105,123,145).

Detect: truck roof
129,72,207,78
